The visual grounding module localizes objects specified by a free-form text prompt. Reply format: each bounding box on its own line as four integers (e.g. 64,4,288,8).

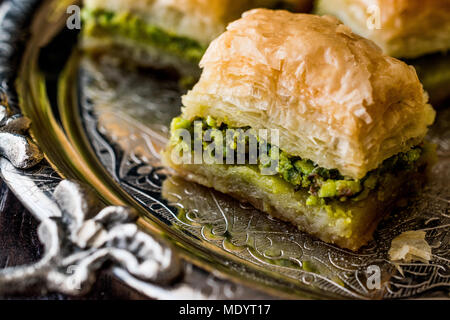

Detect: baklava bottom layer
162,147,429,251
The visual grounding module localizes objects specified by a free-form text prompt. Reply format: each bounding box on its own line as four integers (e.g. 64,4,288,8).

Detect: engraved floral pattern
81,58,450,299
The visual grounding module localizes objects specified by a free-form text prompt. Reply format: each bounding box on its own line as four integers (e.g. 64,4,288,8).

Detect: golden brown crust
182,9,435,179
315,0,450,58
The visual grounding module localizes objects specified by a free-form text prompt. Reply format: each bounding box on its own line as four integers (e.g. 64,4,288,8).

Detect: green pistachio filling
81,8,207,64
170,116,424,203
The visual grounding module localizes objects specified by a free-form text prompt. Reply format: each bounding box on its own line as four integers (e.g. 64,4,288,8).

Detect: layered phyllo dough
163,10,436,251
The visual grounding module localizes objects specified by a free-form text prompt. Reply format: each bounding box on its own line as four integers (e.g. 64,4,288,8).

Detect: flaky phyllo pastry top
181,9,435,179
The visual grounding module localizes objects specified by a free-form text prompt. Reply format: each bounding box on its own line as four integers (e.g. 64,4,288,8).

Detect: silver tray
0,0,448,299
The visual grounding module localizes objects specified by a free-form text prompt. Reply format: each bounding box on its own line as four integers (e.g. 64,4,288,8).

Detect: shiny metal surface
0,175,182,296
0,0,448,299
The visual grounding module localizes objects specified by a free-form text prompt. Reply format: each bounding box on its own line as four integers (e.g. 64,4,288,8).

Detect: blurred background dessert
315,0,450,105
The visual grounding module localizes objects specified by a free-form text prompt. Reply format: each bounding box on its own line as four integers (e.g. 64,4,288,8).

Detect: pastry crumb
388,230,432,263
